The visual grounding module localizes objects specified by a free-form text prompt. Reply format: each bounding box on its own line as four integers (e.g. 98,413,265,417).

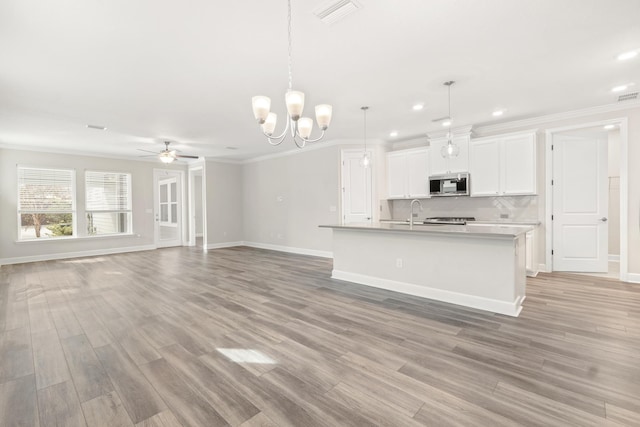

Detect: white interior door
342,150,372,224
154,170,183,248
552,134,608,272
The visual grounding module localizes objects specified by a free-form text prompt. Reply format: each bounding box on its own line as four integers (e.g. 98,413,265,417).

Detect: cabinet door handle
600,217,608,222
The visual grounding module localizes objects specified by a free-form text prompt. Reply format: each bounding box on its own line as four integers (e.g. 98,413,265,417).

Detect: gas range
423,217,476,225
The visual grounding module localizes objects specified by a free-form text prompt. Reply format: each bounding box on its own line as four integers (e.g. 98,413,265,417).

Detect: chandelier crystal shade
440,81,460,159
251,0,333,148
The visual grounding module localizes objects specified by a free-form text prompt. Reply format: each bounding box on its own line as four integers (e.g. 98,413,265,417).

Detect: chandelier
251,0,333,148
441,81,460,158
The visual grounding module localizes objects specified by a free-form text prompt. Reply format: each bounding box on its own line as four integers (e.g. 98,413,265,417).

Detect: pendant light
251,0,333,148
440,81,460,158
361,106,370,168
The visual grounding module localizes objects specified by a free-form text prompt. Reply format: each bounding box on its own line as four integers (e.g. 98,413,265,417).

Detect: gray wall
242,145,344,253
205,160,243,246
0,148,184,263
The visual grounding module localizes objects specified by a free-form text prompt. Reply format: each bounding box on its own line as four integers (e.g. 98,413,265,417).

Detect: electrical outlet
500,213,509,219
277,233,284,239
396,258,403,268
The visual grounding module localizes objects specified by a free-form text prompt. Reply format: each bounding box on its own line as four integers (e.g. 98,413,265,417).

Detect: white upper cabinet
469,138,501,196
502,133,536,195
469,131,537,197
429,135,470,175
386,148,429,199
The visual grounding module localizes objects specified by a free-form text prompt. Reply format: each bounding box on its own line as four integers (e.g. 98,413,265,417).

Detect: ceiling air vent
314,0,361,25
618,92,638,102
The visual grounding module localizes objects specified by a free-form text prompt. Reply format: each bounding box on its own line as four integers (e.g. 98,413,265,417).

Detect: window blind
85,171,132,211
18,167,74,212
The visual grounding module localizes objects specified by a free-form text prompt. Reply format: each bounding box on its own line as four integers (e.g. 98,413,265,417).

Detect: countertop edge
319,223,533,238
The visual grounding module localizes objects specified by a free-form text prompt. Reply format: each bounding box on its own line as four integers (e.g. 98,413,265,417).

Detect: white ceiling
1,0,639,161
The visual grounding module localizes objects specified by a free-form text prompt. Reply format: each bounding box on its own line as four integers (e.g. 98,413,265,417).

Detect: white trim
242,139,386,164
206,241,244,250
608,254,620,262
331,270,523,317
545,117,628,280
627,273,640,284
0,244,156,266
242,241,333,258
474,100,640,135
538,263,548,273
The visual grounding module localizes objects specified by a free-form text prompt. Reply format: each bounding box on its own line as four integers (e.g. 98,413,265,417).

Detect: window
18,167,76,239
85,171,132,235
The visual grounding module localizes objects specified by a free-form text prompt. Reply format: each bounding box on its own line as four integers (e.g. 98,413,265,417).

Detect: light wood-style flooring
1,246,640,426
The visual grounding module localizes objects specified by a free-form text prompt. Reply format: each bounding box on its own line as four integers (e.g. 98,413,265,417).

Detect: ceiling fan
137,141,199,163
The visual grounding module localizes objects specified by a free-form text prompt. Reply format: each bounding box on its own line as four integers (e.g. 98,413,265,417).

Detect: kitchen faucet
410,199,423,230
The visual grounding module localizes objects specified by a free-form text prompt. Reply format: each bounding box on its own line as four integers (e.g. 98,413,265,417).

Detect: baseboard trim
243,241,333,259
206,241,244,250
608,254,620,262
331,270,523,317
538,263,548,273
0,244,156,266
627,273,640,284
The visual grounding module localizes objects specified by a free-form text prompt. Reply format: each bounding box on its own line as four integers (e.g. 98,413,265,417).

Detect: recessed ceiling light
87,124,107,130
441,120,452,127
611,84,628,92
389,131,398,137
603,124,616,130
617,50,638,61
225,146,238,150
412,104,424,111
492,110,504,117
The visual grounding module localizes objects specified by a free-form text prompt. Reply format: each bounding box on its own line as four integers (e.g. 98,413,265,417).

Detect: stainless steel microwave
429,173,470,197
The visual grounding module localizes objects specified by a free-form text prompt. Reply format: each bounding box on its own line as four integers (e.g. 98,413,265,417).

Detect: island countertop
320,222,533,238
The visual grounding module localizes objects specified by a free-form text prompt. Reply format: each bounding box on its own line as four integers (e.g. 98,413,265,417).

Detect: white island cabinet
470,131,537,196
386,148,429,199
320,223,530,317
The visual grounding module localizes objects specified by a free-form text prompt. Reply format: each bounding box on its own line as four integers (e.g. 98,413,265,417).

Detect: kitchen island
320,222,533,316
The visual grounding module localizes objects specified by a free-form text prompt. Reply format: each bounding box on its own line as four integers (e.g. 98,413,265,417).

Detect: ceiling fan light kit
138,141,199,163
251,0,333,148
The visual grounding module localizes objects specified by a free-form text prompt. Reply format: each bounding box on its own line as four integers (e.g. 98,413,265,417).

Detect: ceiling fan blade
432,116,451,122
175,154,199,159
137,148,159,154
137,154,157,158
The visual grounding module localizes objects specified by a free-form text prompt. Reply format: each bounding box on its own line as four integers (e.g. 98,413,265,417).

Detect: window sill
16,233,139,243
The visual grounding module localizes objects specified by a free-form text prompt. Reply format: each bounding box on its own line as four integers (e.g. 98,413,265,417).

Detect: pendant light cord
361,106,369,152
287,0,293,91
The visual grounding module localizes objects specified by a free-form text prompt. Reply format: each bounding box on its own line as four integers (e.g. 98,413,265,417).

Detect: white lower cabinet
526,229,537,276
470,131,537,197
386,148,429,199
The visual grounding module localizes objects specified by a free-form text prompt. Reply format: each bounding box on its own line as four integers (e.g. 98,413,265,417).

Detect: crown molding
0,142,193,165
474,100,640,135
241,138,387,164
427,125,474,140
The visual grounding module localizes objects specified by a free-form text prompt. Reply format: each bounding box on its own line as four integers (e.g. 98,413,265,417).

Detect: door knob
600,217,608,222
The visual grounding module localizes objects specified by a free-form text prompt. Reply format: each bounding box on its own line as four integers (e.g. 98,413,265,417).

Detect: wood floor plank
81,391,134,427
0,326,33,384
37,380,86,427
139,358,228,427
32,329,70,390
94,344,166,424
0,375,39,427
157,343,260,425
135,410,183,427
61,334,114,402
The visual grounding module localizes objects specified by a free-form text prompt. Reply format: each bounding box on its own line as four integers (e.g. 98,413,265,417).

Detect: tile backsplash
385,195,538,222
